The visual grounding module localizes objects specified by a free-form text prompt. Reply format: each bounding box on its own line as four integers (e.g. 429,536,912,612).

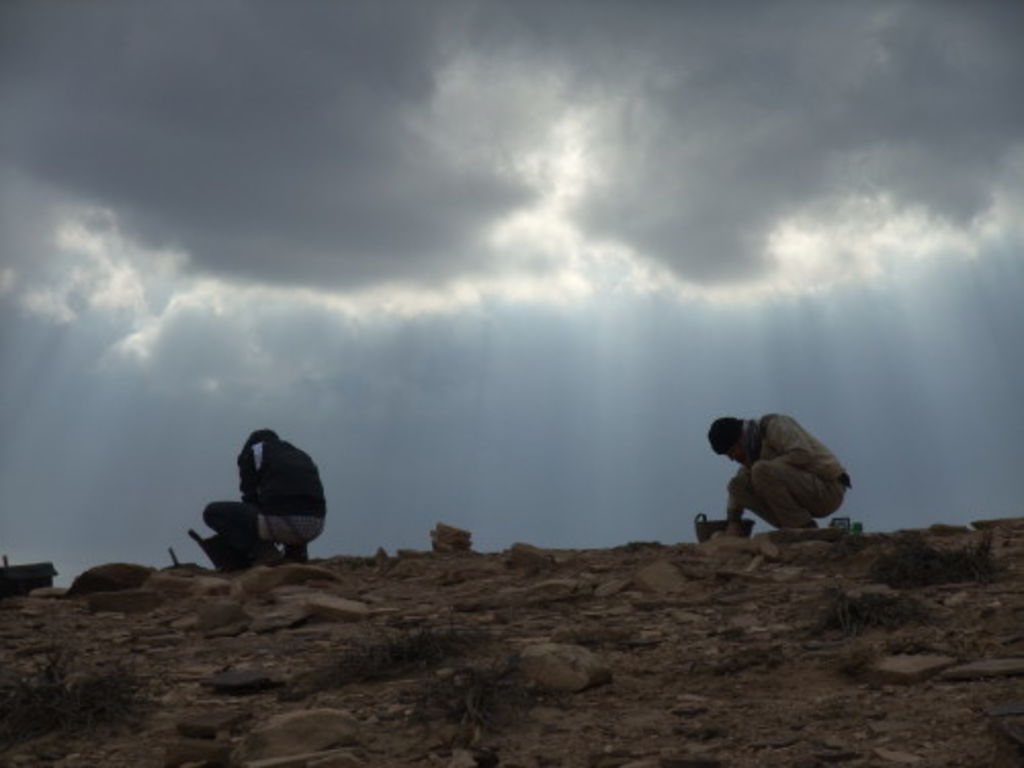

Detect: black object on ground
188,529,251,572
0,561,58,598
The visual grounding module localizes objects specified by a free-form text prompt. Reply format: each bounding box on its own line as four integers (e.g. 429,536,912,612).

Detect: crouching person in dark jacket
200,429,326,569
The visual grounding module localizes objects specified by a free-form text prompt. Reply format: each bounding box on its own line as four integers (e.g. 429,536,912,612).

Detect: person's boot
283,543,308,563
189,530,251,572
250,540,283,566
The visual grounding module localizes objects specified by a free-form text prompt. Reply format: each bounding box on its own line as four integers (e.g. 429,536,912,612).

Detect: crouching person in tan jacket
707,414,851,536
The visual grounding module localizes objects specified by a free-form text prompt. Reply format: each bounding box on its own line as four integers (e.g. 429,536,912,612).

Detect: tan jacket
753,413,846,482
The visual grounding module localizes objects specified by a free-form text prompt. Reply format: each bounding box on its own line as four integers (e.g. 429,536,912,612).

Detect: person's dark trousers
203,501,261,563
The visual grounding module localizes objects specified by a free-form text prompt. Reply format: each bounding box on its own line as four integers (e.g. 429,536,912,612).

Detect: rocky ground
3,518,1024,768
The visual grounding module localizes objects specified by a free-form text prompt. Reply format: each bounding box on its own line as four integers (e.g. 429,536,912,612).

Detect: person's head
244,428,279,450
708,417,745,463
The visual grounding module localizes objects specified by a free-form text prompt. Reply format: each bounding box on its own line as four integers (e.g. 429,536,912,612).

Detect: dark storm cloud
1,1,1021,291
0,1,528,288
557,1,1024,284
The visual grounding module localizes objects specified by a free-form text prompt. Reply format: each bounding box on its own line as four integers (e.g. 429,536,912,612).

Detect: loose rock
430,522,473,553
519,642,611,692
232,709,361,763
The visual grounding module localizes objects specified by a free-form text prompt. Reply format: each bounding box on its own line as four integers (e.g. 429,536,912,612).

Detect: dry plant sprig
297,624,486,695
413,657,535,747
0,650,143,749
869,532,999,588
816,588,930,637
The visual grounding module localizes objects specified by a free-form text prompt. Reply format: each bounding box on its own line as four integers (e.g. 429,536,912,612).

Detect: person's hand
725,519,747,537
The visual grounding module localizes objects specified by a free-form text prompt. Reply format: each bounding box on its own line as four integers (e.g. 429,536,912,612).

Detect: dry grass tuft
869,532,999,588
298,624,485,695
0,651,143,748
831,640,883,678
832,533,879,558
413,658,535,747
817,588,931,637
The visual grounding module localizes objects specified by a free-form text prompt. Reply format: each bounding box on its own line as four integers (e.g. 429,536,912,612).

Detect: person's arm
237,445,259,504
725,483,746,536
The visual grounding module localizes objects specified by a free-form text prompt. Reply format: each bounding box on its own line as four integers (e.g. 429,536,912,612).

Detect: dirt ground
3,519,1024,767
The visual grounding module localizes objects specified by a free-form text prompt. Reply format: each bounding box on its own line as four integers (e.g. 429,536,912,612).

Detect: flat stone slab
865,654,957,685
234,564,339,595
163,738,232,767
177,709,250,738
242,748,363,768
249,603,312,633
939,658,1024,681
197,598,250,632
594,576,631,597
233,708,360,763
971,516,1024,530
86,588,164,614
303,594,370,622
505,542,556,572
872,747,923,764
27,587,67,599
989,701,1024,717
658,755,722,768
520,642,612,692
698,537,760,555
632,561,689,592
767,528,845,544
203,668,283,694
67,562,154,597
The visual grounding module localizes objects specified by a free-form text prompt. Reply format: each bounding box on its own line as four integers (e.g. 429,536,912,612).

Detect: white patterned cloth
257,514,324,545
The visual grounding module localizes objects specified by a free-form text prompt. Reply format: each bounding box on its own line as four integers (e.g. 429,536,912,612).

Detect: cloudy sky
1,1,1022,584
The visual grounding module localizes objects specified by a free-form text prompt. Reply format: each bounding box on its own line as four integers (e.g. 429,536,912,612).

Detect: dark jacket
237,430,326,517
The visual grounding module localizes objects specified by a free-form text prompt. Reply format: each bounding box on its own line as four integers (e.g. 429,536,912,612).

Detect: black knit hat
244,428,279,449
708,417,742,454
